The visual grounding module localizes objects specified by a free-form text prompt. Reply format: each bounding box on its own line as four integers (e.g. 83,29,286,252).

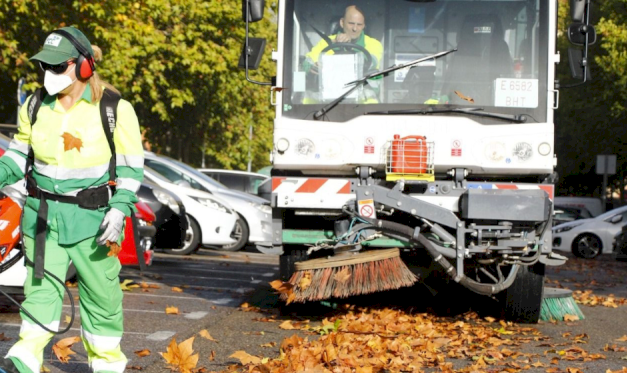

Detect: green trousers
5,226,127,373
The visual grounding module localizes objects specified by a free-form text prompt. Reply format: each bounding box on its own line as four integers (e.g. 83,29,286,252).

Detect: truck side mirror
568,23,596,46
564,0,594,86
238,38,266,70
568,48,592,81
242,0,265,23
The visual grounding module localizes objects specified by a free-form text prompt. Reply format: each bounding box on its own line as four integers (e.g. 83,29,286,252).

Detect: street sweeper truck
242,0,595,322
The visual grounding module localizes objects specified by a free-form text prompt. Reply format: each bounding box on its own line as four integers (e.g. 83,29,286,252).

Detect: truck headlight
191,197,231,214
153,190,180,215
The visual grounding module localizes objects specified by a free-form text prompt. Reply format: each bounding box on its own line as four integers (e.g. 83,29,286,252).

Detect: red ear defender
75,54,95,80
51,29,96,80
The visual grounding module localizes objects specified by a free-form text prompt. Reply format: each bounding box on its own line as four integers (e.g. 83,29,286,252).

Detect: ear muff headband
51,29,96,80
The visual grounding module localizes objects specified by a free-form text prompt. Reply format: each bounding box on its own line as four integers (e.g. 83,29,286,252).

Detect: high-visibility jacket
0,85,144,245
304,31,383,70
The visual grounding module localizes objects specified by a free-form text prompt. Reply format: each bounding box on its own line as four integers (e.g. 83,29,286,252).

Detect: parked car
118,200,156,267
552,205,627,259
143,167,238,254
553,205,593,227
144,152,272,252
198,169,269,195
554,196,604,217
137,181,188,252
612,225,627,262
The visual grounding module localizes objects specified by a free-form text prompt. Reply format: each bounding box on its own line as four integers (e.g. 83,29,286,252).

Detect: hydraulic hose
0,248,75,335
359,217,520,296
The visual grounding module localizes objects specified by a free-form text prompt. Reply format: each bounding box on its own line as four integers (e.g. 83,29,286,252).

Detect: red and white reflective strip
272,177,354,209
272,177,351,194
467,183,554,200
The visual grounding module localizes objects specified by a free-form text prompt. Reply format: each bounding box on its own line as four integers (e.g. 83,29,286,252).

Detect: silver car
143,152,272,251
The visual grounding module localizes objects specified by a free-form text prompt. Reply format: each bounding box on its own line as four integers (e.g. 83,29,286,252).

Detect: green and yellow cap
30,26,94,65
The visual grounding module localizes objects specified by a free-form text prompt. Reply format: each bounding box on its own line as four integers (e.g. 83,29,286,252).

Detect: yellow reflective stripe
5,151,27,171
5,346,40,373
34,159,109,180
9,139,30,154
82,329,127,373
5,320,59,373
115,154,143,168
116,178,141,193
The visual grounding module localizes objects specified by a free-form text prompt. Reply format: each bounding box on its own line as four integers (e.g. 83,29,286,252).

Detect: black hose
359,217,520,296
0,248,75,334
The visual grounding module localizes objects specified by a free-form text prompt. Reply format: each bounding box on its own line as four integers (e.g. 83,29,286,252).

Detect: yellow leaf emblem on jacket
61,132,83,152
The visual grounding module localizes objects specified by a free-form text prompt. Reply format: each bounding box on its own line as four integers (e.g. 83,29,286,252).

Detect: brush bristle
540,296,585,321
283,256,418,303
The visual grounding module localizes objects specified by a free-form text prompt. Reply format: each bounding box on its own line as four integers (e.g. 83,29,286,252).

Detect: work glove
97,208,125,246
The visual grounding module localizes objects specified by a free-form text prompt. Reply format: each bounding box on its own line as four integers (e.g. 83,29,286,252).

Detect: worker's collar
353,32,366,47
44,82,92,110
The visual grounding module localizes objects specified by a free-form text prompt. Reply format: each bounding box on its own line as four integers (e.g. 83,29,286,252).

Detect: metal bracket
360,184,460,229
449,168,466,189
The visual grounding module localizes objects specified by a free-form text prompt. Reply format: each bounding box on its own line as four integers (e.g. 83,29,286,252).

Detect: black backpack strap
25,88,45,176
99,90,121,185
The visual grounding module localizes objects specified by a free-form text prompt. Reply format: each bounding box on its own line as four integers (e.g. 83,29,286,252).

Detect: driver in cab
303,5,383,75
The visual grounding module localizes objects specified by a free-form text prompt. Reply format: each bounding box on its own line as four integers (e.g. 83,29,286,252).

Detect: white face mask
44,65,77,95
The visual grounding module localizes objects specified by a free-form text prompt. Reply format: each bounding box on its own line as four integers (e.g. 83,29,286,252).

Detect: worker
303,5,383,74
0,26,144,373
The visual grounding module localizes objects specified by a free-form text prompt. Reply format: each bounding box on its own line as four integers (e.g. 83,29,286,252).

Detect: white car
143,152,272,252
144,167,237,254
198,169,269,195
552,205,627,259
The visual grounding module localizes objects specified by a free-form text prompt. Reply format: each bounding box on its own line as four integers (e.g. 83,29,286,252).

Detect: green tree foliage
554,0,627,201
0,0,276,170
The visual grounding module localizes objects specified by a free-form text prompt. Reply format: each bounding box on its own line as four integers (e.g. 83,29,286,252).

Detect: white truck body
242,0,594,322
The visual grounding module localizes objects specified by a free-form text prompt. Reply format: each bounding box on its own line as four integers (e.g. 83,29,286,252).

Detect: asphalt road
0,248,626,373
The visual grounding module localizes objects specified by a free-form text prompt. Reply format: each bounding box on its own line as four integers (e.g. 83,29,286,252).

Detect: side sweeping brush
540,287,585,321
283,248,418,303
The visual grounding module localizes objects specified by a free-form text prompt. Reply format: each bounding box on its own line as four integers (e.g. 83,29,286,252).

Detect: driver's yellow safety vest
305,32,383,70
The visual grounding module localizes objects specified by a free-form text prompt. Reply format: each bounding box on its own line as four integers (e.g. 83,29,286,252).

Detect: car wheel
167,215,200,255
572,233,602,259
219,215,249,252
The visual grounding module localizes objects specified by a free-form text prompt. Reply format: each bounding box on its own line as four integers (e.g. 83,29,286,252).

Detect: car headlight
249,201,271,214
192,197,231,214
553,223,583,234
152,190,180,215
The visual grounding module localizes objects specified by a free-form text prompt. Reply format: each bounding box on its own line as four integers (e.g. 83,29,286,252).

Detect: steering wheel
320,42,373,74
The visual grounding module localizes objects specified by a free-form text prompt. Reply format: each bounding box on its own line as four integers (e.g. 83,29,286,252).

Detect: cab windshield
281,0,548,123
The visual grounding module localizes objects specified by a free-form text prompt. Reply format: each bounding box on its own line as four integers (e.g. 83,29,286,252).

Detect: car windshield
281,0,548,123
161,157,229,189
144,166,169,182
598,207,627,221
144,158,211,192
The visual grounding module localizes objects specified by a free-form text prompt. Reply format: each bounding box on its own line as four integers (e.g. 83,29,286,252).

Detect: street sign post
596,154,617,213
17,77,27,125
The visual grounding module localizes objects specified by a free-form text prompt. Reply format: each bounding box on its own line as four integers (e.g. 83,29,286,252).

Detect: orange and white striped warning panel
272,177,354,209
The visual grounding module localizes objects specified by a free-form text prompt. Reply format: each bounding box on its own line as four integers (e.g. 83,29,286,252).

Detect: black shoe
0,358,19,373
